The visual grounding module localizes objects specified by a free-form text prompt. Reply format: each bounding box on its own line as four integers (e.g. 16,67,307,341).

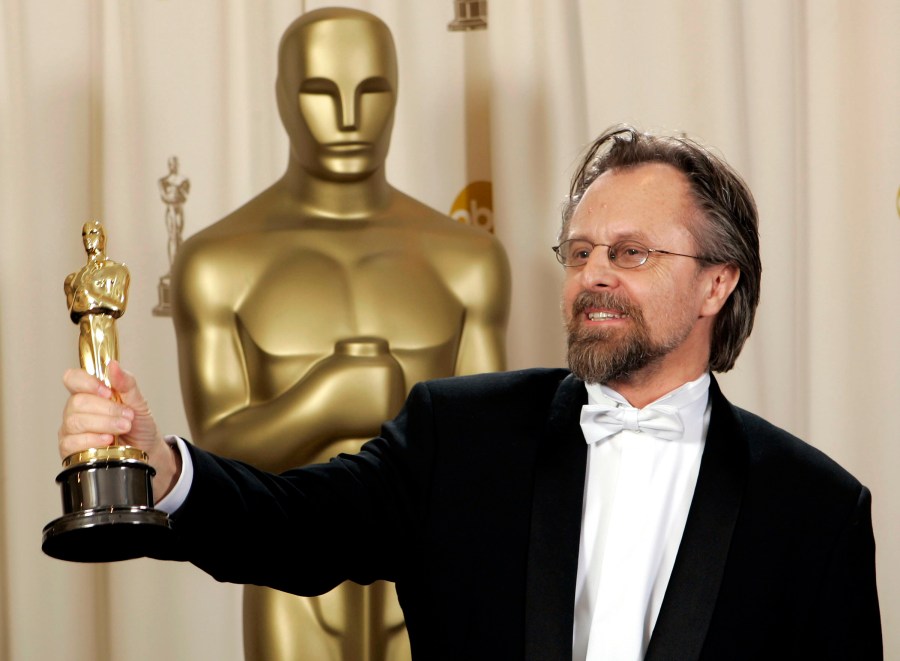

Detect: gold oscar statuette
42,220,172,562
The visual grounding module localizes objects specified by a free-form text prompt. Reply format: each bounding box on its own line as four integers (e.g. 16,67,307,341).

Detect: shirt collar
585,372,711,412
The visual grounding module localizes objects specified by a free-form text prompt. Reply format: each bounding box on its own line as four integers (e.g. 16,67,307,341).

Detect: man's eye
574,249,591,259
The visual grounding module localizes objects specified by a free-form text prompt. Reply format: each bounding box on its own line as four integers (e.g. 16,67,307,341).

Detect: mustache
570,291,642,318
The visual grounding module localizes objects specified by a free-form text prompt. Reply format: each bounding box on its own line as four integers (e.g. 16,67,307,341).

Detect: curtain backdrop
1,1,897,659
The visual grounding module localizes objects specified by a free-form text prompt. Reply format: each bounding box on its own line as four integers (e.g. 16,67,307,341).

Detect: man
59,125,882,660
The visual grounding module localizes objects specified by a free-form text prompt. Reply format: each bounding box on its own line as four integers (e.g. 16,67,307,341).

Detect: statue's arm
452,234,511,376
172,256,402,472
85,264,129,314
110,267,130,309
64,272,76,310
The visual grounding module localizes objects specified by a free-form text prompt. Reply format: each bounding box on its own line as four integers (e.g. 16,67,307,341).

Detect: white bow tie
580,403,685,443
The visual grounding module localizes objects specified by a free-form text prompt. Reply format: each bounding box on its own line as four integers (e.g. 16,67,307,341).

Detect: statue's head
81,220,106,256
275,8,398,181
167,156,179,174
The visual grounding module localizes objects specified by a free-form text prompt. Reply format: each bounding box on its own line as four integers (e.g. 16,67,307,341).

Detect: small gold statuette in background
153,156,190,317
42,220,172,563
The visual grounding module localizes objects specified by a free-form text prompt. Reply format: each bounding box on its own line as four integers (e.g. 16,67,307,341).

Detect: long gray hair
563,125,761,372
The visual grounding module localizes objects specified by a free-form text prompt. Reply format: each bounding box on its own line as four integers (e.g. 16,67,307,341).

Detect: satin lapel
644,377,749,661
524,374,588,661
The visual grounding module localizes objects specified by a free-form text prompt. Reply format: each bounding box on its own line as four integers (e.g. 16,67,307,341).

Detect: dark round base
42,507,172,563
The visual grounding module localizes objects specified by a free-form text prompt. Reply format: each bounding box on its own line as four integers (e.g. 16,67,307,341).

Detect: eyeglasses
552,239,709,269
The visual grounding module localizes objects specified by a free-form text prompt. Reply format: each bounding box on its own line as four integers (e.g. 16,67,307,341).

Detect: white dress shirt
572,373,711,661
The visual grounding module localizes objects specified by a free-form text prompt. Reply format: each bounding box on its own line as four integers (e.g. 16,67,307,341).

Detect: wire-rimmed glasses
552,239,709,269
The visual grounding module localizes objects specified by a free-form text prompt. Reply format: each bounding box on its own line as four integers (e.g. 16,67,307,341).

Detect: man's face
277,17,397,180
561,163,719,387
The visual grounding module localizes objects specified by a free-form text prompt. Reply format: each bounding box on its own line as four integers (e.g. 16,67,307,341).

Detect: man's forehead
566,164,698,241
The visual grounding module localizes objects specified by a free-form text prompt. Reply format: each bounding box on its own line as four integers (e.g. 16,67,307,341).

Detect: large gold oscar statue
171,8,510,661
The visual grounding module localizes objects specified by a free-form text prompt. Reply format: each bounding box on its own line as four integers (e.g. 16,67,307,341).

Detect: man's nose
579,247,620,289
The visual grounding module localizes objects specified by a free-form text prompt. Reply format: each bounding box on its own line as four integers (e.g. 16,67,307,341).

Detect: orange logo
450,181,494,233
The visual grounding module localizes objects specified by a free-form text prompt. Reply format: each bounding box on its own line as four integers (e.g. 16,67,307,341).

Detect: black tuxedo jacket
167,368,882,660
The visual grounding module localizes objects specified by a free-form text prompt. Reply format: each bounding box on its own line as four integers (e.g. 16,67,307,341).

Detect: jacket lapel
524,374,588,661
644,377,748,661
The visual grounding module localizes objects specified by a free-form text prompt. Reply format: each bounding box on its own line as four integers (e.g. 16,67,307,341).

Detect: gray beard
565,291,683,384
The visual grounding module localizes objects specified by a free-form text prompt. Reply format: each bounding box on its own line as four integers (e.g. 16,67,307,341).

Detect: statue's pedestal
153,273,171,317
43,446,172,562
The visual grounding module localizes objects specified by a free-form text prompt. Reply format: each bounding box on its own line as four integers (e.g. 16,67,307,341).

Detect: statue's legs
78,315,118,388
243,582,410,661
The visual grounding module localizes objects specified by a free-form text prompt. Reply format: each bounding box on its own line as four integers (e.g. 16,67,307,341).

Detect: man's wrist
155,436,194,514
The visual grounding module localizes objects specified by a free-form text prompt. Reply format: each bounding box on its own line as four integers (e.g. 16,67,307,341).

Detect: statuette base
42,448,172,562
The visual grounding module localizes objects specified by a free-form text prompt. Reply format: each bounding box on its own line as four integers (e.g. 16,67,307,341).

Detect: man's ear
700,264,740,318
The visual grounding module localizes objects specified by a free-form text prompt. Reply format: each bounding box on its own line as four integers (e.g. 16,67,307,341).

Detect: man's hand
59,362,180,501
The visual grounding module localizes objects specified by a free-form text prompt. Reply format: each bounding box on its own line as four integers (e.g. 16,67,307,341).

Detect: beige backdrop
1,1,897,659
